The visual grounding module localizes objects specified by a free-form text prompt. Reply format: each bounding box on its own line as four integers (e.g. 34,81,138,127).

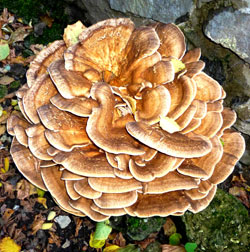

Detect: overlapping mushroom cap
8,19,245,221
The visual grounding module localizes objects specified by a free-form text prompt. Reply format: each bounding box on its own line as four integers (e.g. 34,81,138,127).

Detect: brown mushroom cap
53,146,115,178
26,40,66,87
8,18,245,219
209,129,245,184
37,103,91,151
48,59,92,99
23,74,58,124
94,191,138,209
135,86,171,125
86,82,145,155
126,121,212,158
125,191,190,217
10,138,46,190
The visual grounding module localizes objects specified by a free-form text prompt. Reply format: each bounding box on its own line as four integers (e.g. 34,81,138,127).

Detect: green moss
110,216,166,241
182,189,250,251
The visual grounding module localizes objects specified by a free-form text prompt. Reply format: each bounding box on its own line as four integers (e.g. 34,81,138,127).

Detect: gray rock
204,8,250,63
54,215,71,229
109,0,194,23
72,0,194,26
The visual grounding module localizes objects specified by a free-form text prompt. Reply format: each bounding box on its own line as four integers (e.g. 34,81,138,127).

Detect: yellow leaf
160,116,180,133
170,58,185,73
1,157,10,173
63,21,86,47
37,197,48,209
89,232,105,249
103,245,120,252
41,223,53,230
0,237,21,252
47,211,56,221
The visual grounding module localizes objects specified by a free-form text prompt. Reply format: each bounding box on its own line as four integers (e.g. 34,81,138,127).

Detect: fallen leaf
75,217,83,237
2,208,14,222
185,242,197,252
42,222,53,230
0,42,10,60
169,233,182,246
0,75,14,85
163,218,177,236
103,245,120,252
8,26,32,44
48,231,61,247
40,15,54,28
0,237,21,252
63,21,86,47
94,220,112,240
31,214,45,235
113,232,126,247
89,232,105,249
37,197,48,209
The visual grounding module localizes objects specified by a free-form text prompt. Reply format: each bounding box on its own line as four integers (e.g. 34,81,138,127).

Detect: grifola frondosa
8,19,245,221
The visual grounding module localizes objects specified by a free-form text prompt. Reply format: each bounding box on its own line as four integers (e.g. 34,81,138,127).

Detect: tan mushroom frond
209,129,245,185
26,40,66,87
9,18,244,219
126,122,212,158
86,82,145,155
11,138,47,190
154,23,186,59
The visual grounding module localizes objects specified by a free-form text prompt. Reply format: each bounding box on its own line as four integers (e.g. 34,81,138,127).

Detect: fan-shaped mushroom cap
26,40,66,87
141,60,174,84
194,111,223,138
182,48,201,63
209,129,245,184
50,93,98,117
65,18,135,73
49,59,92,99
207,100,223,112
143,171,199,194
91,204,126,216
216,108,236,137
185,180,213,200
181,118,201,134
126,121,212,158
16,84,29,99
178,136,223,179
26,124,53,160
23,74,58,124
194,72,222,102
88,177,142,193
53,146,115,178
87,82,145,155
129,153,180,182
65,180,81,200
11,138,46,190
188,185,217,213
167,76,196,120
135,86,171,125
74,178,102,199
154,23,185,59
70,198,109,221
192,100,207,119
37,103,90,151
125,191,190,217
94,191,138,209
41,166,83,214
7,113,30,147
61,170,84,180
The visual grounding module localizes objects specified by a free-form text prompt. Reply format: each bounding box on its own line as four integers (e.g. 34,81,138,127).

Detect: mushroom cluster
7,19,245,221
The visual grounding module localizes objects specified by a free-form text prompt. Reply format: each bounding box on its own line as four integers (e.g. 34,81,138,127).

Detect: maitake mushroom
7,19,245,221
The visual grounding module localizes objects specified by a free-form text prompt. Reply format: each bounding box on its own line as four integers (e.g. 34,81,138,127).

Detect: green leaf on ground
169,233,182,245
185,242,197,252
117,244,140,251
0,85,8,98
0,43,10,61
94,220,112,240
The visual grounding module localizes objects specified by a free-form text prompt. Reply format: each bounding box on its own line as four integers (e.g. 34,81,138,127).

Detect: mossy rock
110,216,166,241
182,189,250,251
